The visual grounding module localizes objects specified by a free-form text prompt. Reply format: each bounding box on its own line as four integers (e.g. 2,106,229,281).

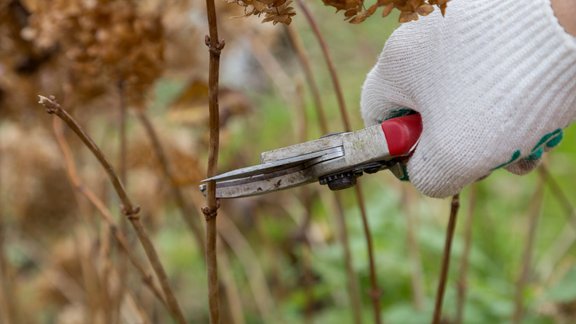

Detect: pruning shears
200,113,422,199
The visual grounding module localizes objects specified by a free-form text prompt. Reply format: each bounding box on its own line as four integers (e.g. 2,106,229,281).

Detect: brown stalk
134,109,206,256
249,35,294,103
116,79,129,324
512,179,544,324
0,140,16,323
455,185,477,324
401,187,425,310
39,96,186,324
289,20,363,322
218,245,246,324
295,0,350,131
332,192,364,324
535,166,576,283
118,80,128,185
135,108,247,322
215,206,276,322
538,165,576,229
295,1,381,322
51,117,168,309
203,0,225,321
286,25,328,133
432,194,460,324
355,183,382,318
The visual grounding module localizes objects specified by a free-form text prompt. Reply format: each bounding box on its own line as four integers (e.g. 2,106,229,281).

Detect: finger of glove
404,113,500,198
360,66,413,126
505,157,542,175
504,128,563,175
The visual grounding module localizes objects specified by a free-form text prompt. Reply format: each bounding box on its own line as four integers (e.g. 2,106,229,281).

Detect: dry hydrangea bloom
227,0,296,25
228,0,447,24
24,0,164,107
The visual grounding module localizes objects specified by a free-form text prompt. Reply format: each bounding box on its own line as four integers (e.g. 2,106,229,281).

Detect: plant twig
455,185,476,324
432,194,460,324
192,190,276,322
401,187,425,310
332,192,363,324
0,134,16,324
295,0,350,131
51,117,167,308
512,179,544,324
39,96,186,324
203,0,225,320
134,109,206,256
116,79,130,324
296,2,381,321
286,25,328,133
218,246,246,324
538,165,576,229
355,183,382,320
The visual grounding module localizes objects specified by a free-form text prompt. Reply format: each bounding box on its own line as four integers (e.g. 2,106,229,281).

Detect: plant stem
295,0,350,131
53,118,167,308
218,247,246,324
116,79,130,324
39,96,186,324
455,185,477,324
296,1,381,322
134,109,206,256
401,187,425,310
355,183,382,321
333,192,363,324
512,179,544,324
432,194,460,324
286,25,328,133
0,132,16,324
203,0,224,321
538,165,576,229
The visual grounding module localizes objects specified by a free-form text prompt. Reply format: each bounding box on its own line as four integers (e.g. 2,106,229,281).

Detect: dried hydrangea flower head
228,0,296,25
25,0,164,107
228,0,447,24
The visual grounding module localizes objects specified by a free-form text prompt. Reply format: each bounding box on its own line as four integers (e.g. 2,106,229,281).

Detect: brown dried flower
323,0,448,24
25,0,164,107
228,0,296,25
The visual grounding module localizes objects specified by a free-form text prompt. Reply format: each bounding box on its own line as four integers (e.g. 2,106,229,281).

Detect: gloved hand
361,0,576,198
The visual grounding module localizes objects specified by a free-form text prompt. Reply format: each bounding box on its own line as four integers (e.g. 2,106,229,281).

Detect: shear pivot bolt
319,171,362,191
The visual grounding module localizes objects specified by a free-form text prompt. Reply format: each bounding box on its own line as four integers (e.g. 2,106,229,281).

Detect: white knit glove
361,0,576,198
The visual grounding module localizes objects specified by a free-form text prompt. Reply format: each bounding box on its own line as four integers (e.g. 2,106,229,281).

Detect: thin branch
432,194,460,324
401,187,425,310
118,80,128,185
290,7,362,320
38,96,186,324
332,192,363,324
512,179,544,324
455,185,477,324
286,25,328,133
295,0,351,131
134,109,206,256
538,165,576,229
355,183,382,322
295,2,380,322
116,79,130,324
190,191,277,322
203,0,225,320
51,117,167,309
218,246,246,324
536,166,576,284
0,131,16,324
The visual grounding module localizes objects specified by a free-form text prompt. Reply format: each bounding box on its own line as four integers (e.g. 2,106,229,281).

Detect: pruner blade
200,113,422,199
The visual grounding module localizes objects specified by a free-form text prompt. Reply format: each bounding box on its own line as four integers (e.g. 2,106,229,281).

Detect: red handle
380,113,422,157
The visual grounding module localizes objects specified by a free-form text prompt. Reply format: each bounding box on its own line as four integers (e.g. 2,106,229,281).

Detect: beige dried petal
416,4,434,16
